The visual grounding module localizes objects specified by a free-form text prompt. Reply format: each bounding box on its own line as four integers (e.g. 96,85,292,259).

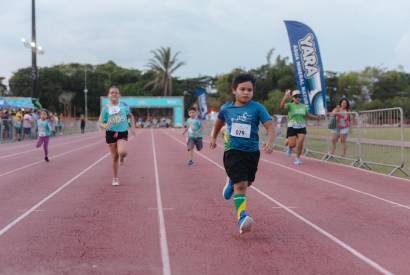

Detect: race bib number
110,113,123,124
230,123,251,138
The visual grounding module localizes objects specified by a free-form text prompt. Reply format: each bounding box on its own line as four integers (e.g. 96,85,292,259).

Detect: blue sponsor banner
284,20,327,115
195,87,208,120
5,97,35,109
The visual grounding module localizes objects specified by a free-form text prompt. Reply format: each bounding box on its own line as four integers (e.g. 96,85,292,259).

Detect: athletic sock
233,194,247,222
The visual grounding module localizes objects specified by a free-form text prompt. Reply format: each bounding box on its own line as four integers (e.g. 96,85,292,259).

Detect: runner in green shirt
280,89,319,165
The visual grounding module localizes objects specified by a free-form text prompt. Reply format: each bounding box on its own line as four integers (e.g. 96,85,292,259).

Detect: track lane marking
164,130,393,275
151,129,172,275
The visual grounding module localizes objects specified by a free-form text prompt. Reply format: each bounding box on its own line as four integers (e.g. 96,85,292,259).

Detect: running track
1,129,410,274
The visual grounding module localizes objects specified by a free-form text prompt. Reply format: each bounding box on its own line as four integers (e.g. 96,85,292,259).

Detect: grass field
308,126,410,141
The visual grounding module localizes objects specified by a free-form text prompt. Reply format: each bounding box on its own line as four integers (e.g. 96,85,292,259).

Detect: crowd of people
0,109,65,142
135,117,172,128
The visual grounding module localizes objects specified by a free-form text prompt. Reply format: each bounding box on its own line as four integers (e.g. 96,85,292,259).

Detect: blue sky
1,0,409,85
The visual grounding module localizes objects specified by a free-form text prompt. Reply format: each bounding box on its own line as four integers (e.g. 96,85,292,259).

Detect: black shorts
105,130,128,144
223,149,260,185
286,127,307,138
187,137,203,151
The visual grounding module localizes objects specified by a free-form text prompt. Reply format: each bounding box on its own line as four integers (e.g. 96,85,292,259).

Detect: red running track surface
0,128,409,275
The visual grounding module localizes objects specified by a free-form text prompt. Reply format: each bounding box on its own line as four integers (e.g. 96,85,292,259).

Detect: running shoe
222,177,234,200
112,178,120,186
187,160,194,166
287,147,293,156
294,158,302,165
45,157,49,162
238,212,254,234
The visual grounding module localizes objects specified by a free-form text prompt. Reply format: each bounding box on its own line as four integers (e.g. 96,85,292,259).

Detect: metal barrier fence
305,111,363,167
276,107,408,177
357,108,407,176
200,107,408,177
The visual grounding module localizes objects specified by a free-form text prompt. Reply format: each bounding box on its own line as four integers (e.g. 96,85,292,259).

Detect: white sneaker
112,178,120,186
239,216,254,234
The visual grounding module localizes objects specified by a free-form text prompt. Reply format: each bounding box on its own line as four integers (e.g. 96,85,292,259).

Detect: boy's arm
210,118,225,149
182,123,188,135
182,120,189,135
262,120,275,153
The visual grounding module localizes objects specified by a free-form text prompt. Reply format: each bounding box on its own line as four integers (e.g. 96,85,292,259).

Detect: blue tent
0,97,11,108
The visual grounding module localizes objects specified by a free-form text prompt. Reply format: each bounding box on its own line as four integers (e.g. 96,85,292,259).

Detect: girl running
99,86,136,186
36,110,51,162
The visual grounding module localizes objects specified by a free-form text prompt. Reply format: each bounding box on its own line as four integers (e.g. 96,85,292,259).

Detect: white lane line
0,134,99,159
0,140,103,178
199,135,410,211
164,130,393,275
151,129,172,275
0,152,110,237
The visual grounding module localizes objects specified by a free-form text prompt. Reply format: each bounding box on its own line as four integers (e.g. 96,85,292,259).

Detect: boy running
182,107,204,166
210,73,275,234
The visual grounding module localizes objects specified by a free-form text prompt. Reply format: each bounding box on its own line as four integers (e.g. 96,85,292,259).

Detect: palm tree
145,47,185,96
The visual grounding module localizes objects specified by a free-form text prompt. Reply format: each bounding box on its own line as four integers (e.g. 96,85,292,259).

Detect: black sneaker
45,157,49,162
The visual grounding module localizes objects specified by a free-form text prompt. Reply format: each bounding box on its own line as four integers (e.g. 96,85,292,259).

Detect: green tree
372,70,410,101
145,47,185,96
263,90,285,115
9,68,32,97
0,77,7,96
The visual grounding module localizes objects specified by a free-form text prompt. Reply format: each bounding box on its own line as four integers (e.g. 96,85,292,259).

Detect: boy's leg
186,138,194,165
225,150,259,234
233,182,254,234
233,181,248,219
195,137,203,151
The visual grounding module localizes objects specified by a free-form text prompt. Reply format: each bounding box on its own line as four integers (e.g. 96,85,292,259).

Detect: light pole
84,70,88,122
21,0,43,99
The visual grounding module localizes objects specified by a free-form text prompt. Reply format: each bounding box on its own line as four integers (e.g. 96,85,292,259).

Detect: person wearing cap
280,89,319,165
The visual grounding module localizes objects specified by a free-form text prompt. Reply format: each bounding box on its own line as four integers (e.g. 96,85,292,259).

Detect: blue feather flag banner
284,20,327,115
195,87,208,119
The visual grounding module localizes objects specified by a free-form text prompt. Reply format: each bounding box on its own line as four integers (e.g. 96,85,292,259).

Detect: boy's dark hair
188,107,197,112
231,73,256,90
